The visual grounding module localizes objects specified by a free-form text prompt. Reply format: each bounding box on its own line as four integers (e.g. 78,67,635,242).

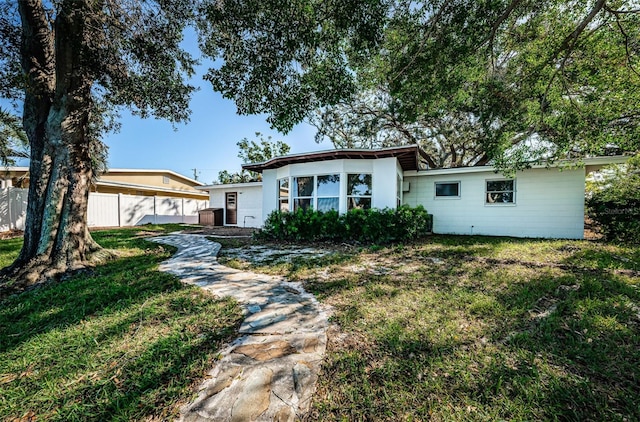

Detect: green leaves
0,108,28,166
197,0,389,132
314,1,640,171
217,132,290,183
587,154,640,243
258,205,433,243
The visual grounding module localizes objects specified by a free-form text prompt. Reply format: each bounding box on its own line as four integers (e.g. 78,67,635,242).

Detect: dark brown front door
225,192,237,225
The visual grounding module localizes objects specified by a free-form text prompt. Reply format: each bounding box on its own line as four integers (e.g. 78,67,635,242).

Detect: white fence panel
154,196,183,224
0,188,208,230
120,195,155,226
183,198,209,224
0,188,28,231
87,193,119,227
0,188,10,232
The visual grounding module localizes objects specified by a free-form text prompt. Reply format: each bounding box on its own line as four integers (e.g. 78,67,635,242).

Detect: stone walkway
149,233,329,422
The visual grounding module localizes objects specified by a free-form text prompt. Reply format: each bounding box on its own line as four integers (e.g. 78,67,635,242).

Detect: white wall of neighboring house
206,184,263,228
403,167,586,239
0,189,208,231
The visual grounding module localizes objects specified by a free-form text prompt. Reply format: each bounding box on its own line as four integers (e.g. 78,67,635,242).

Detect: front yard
1,226,639,420
217,234,640,421
0,226,243,421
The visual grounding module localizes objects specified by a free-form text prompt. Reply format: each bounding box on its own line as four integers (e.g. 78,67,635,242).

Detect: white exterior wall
403,167,586,239
208,185,263,228
262,170,278,223
262,158,400,221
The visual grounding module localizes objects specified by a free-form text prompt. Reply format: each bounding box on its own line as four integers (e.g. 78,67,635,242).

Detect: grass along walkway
217,235,640,421
0,225,243,421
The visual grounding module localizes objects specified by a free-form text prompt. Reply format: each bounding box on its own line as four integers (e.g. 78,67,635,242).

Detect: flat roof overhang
242,145,429,173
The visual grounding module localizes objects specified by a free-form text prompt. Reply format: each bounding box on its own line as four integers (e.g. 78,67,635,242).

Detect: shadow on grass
311,240,640,421
0,240,177,353
0,235,244,421
488,268,640,420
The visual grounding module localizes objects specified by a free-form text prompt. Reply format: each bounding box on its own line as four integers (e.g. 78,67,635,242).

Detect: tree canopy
312,1,640,170
217,132,290,184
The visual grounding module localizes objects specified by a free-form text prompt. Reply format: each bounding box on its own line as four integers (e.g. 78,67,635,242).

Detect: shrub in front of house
587,154,640,243
257,205,432,244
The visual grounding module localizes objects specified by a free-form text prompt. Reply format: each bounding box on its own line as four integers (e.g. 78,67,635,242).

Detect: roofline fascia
95,180,208,197
1,167,204,186
404,155,631,177
197,182,264,190
242,144,425,172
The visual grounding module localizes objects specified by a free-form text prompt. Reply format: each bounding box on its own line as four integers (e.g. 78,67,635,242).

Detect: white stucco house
198,145,627,239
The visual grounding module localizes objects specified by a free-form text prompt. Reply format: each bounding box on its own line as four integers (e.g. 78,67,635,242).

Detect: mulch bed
0,230,24,240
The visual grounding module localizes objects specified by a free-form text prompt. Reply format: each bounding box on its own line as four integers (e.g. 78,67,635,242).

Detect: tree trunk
2,0,103,285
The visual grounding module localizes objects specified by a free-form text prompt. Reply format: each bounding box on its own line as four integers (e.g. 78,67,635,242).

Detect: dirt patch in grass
0,230,23,240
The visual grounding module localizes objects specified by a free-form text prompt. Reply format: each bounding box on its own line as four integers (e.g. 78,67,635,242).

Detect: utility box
198,208,223,226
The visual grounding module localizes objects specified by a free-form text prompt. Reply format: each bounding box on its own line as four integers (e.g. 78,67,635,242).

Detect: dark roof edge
242,145,426,172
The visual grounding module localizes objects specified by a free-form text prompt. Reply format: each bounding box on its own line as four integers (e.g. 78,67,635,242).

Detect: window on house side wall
347,173,372,210
486,179,515,204
435,181,461,198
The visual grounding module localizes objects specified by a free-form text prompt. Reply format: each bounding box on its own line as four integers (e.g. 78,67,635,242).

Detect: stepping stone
232,340,297,361
230,367,273,422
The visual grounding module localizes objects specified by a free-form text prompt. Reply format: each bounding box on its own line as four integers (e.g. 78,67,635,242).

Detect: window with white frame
289,174,340,212
293,176,314,211
278,177,289,212
486,179,515,204
435,181,460,198
316,174,340,212
347,173,372,210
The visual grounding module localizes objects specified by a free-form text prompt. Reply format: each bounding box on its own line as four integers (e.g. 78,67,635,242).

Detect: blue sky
107,28,328,185
106,72,324,185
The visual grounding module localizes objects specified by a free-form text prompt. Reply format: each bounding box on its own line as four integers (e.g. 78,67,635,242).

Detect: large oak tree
1,0,199,282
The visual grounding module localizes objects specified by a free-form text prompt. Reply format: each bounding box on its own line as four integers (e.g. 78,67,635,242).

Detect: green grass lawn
3,227,639,421
220,235,640,421
0,225,243,421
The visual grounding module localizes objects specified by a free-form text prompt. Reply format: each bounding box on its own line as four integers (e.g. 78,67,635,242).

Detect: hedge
586,154,640,244
256,205,433,244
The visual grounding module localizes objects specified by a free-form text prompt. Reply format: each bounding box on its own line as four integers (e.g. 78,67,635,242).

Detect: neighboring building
0,167,209,231
200,145,628,239
1,167,208,200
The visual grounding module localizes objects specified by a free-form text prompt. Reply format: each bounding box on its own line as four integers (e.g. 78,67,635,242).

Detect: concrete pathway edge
149,233,329,422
